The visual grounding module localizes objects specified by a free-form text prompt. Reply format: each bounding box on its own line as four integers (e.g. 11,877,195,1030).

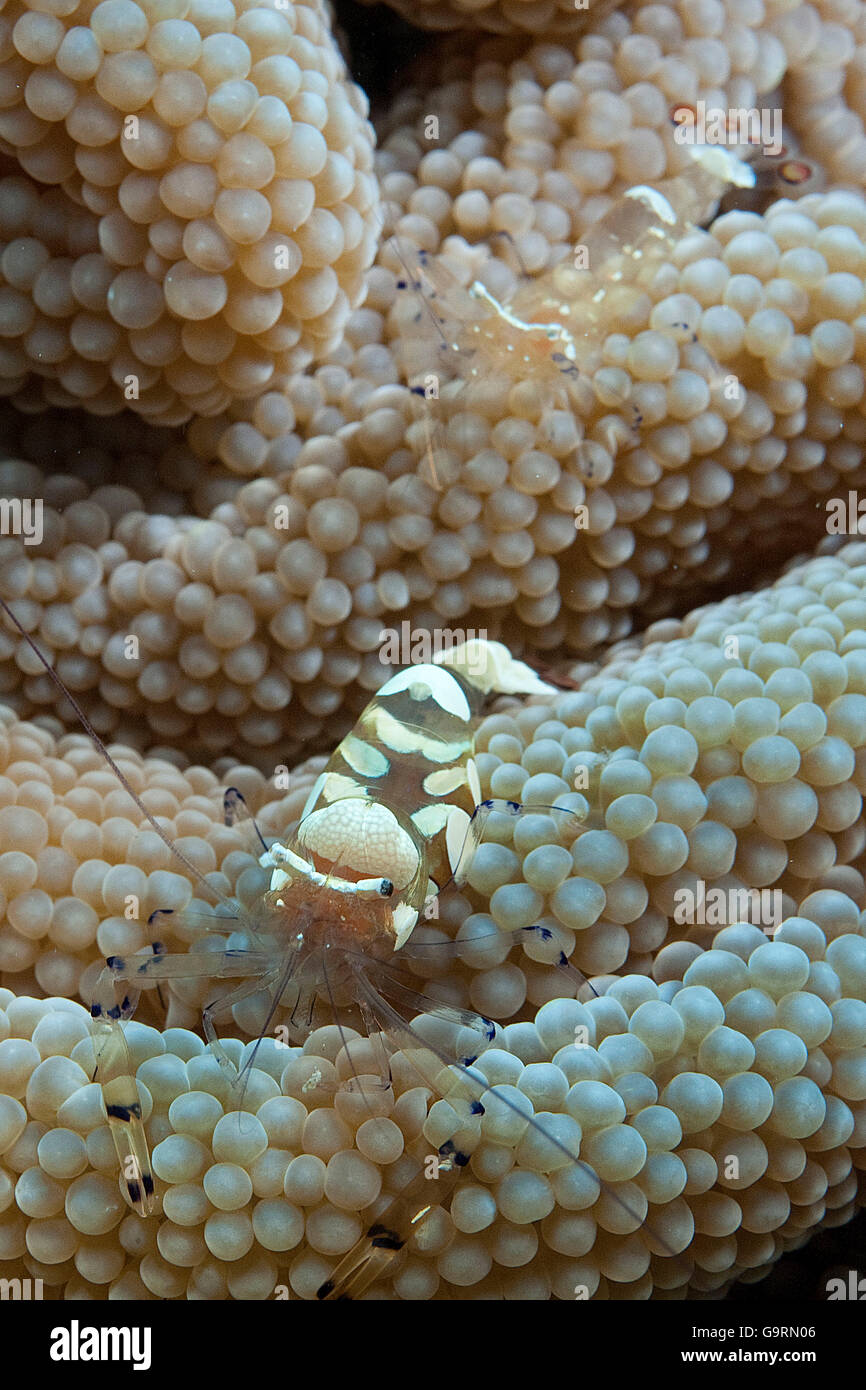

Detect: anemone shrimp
0,602,692,1298
384,142,770,506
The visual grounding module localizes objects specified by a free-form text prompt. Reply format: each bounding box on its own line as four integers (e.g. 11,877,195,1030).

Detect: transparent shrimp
387,145,759,495
89,641,578,1217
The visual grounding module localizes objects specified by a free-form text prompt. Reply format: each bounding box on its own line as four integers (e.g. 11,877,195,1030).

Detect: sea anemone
0,0,380,422
0,0,865,1300
1,541,865,1298
3,181,866,762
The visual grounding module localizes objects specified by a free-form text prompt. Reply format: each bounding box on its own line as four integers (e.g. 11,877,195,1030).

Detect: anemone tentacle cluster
0,881,863,1300
3,0,866,753
0,715,322,1004
0,0,379,423
2,535,866,1017
3,183,866,762
1,0,866,1302
0,546,865,1298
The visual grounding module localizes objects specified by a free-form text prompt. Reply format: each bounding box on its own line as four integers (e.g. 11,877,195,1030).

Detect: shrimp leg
443,795,586,896
204,939,304,1105
223,787,271,855
202,969,282,1098
90,943,278,1214
89,1008,155,1218
316,954,685,1300
317,1139,467,1301
315,967,495,1300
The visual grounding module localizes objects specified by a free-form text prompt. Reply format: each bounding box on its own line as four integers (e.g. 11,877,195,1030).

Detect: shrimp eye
780,160,811,185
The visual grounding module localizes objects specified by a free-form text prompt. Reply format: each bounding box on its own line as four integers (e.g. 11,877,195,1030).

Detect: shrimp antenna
0,596,229,906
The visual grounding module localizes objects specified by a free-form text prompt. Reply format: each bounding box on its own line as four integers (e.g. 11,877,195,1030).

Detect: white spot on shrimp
466,757,482,808
392,902,419,949
445,806,471,873
378,664,471,722
412,804,450,837
299,771,328,821
373,708,468,763
341,735,390,779
423,766,470,797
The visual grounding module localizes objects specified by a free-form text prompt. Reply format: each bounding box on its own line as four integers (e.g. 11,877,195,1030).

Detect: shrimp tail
433,638,557,696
